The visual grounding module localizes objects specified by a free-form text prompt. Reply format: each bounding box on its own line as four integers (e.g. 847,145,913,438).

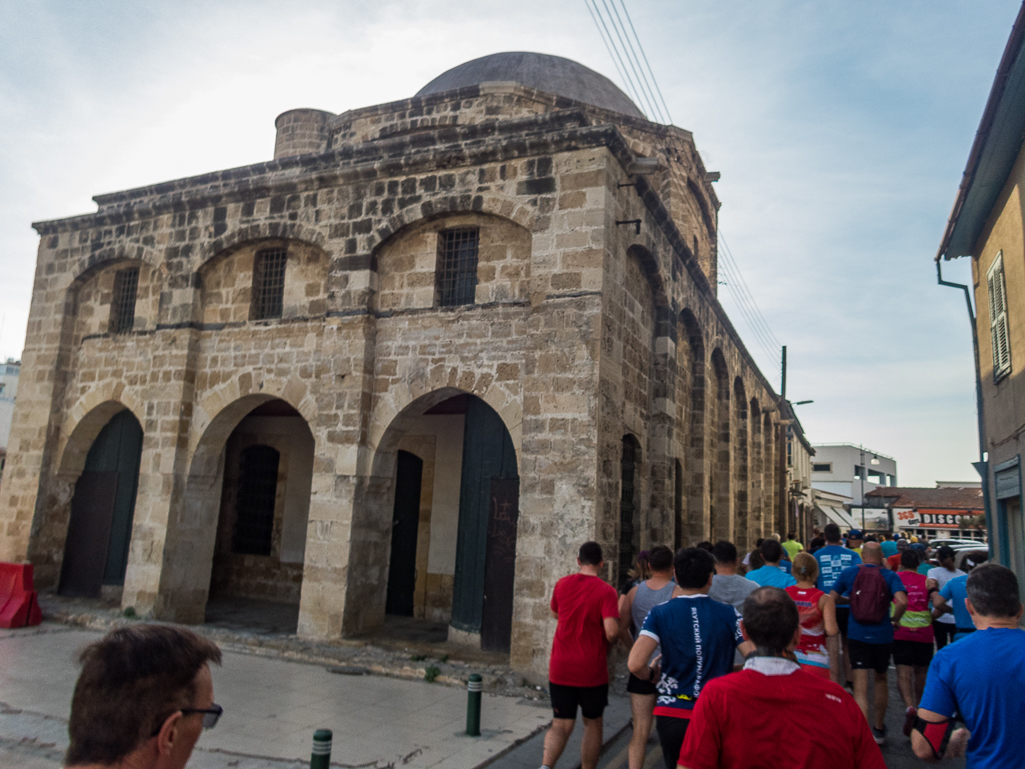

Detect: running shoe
872,725,886,745
902,706,917,737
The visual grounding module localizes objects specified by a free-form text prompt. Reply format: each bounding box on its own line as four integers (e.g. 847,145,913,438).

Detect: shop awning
818,505,857,530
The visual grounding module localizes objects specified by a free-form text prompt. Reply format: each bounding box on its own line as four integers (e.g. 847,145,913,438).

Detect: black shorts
835,606,850,635
847,639,892,674
549,682,608,720
892,639,934,668
627,672,658,695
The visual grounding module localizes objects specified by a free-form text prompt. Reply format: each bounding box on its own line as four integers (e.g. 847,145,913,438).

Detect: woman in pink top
785,553,841,683
892,548,935,736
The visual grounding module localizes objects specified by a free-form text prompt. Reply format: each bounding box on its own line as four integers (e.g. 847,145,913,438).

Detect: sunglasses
153,703,224,736
180,703,223,729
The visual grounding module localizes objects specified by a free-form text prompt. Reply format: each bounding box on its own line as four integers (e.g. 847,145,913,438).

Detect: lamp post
858,445,880,530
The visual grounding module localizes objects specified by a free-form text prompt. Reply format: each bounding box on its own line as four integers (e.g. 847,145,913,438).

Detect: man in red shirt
543,541,620,769
677,587,886,769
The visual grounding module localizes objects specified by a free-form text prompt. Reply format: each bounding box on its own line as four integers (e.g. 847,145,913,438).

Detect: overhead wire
600,0,664,122
585,0,648,117
584,0,784,375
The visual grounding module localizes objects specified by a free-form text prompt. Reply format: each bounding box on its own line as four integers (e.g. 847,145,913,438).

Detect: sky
0,0,1018,486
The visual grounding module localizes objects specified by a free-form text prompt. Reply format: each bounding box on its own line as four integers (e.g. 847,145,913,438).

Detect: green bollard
311,728,332,769
466,673,483,736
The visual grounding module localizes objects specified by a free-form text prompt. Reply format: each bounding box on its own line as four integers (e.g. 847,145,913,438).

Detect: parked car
954,548,989,572
927,537,986,551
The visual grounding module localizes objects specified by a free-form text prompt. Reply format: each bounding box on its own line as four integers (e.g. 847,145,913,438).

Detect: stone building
0,51,785,674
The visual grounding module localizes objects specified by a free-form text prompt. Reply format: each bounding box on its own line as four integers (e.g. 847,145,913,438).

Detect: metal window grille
436,228,479,306
252,248,287,320
109,268,139,335
231,445,280,556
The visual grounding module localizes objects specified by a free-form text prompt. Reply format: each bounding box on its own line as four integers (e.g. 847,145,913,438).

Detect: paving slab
0,623,552,769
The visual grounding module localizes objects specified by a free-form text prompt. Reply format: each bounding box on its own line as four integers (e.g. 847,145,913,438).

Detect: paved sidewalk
0,624,553,768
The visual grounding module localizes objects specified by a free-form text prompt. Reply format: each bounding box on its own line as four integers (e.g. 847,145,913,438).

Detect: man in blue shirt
913,564,1025,767
745,539,797,589
628,547,754,769
815,523,863,686
830,542,907,744
933,573,976,641
881,533,899,559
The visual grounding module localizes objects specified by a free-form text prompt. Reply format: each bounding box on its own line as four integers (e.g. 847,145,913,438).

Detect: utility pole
781,345,787,399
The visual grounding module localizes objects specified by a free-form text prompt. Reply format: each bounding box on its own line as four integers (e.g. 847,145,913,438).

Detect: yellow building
936,4,1025,597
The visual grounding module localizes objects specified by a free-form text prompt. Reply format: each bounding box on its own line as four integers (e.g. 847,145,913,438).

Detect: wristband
912,717,955,759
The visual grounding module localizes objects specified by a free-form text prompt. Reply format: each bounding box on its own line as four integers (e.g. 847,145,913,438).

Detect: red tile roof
865,486,983,510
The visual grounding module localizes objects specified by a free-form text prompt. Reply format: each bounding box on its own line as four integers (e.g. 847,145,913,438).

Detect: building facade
936,4,1025,598
865,486,986,542
0,52,785,674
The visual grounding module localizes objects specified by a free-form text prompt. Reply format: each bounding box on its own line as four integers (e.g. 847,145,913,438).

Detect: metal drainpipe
936,259,994,557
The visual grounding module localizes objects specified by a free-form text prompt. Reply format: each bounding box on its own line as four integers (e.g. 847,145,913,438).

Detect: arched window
436,228,479,306
109,267,139,334
231,445,280,555
251,248,287,320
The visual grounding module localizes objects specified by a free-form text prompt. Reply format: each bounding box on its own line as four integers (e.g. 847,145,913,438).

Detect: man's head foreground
66,624,222,768
861,541,883,564
675,547,716,588
741,587,799,655
966,563,1022,618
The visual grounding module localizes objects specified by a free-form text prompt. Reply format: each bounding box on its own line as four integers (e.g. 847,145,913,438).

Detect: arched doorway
205,398,314,633
59,409,143,598
365,390,520,653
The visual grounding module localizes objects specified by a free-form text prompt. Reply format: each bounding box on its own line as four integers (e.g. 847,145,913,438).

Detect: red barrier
0,562,43,628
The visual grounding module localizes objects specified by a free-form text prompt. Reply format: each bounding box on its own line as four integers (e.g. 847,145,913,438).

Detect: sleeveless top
893,570,935,643
632,580,676,665
785,585,830,674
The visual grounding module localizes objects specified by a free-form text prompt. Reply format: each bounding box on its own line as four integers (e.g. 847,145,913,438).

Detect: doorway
58,409,143,598
386,451,424,616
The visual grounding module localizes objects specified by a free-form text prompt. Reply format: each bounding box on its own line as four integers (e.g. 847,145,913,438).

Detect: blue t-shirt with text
640,595,743,716
831,564,906,644
940,574,975,634
814,545,862,593
920,628,1025,769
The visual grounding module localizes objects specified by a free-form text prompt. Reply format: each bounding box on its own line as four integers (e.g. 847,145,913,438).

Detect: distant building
935,4,1025,597
865,485,986,542
810,443,897,531
0,358,19,449
783,402,815,540
811,487,856,533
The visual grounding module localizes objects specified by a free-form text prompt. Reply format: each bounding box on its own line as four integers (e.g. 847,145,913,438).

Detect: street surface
0,624,550,769
0,622,964,769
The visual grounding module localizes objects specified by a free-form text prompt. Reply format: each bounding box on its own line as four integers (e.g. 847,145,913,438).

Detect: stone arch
370,210,532,311
65,256,165,340
678,309,706,544
710,349,730,542
365,196,537,257
733,378,749,551
29,400,143,590
154,393,317,625
763,411,777,538
749,397,763,546
199,221,329,266
67,243,163,286
348,388,521,652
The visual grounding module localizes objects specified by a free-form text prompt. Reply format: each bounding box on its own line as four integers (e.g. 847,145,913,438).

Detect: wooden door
481,478,519,652
385,451,423,616
58,472,118,597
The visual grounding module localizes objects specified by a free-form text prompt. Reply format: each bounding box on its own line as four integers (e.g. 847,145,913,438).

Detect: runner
926,545,965,650
708,540,758,610
627,547,754,769
745,539,797,588
891,548,934,738
886,538,908,571
617,545,675,769
782,532,804,561
912,564,1025,766
785,552,840,683
543,542,620,769
677,587,886,769
829,542,908,744
815,523,862,687
932,572,976,642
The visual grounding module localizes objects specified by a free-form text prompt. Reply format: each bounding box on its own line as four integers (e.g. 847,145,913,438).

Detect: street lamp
859,445,880,529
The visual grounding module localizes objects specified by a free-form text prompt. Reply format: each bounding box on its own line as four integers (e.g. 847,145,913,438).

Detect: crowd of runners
541,523,1025,769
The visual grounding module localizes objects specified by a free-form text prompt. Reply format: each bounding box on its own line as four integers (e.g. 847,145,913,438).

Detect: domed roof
416,52,644,119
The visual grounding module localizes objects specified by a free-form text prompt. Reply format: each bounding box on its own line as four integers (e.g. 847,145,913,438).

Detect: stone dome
416,52,645,119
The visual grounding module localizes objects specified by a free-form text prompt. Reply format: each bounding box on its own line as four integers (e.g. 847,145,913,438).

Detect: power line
585,0,648,117
601,0,664,122
617,0,673,124
716,254,780,366
718,233,781,351
584,0,635,108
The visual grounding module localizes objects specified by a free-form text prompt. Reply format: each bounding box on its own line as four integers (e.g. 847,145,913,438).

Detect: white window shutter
988,252,1012,379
